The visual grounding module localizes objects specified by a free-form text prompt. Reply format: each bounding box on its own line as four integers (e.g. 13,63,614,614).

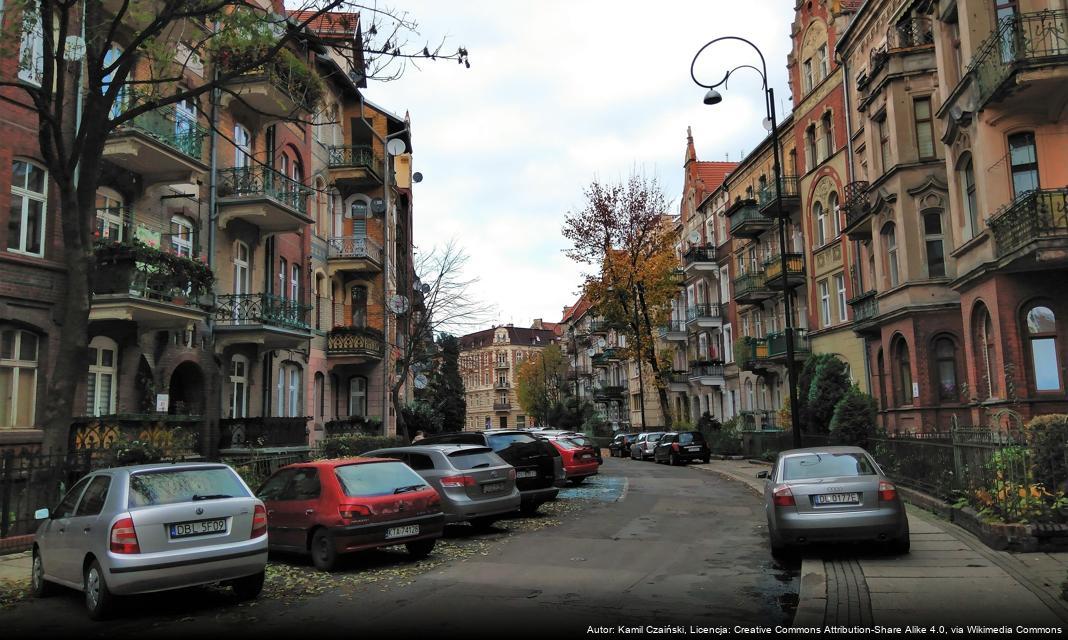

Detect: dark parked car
609,433,639,458
257,458,445,571
418,430,560,513
653,431,711,465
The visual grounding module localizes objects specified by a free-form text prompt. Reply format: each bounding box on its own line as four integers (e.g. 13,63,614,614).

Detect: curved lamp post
691,36,802,448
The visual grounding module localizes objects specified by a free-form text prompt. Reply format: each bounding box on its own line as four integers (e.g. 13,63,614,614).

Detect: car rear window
678,432,705,445
782,453,877,481
553,438,583,450
485,433,537,451
647,433,664,443
334,462,429,497
128,467,250,508
448,449,505,470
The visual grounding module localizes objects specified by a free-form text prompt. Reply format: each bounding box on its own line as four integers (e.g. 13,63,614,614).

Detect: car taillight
671,443,680,452
251,504,268,539
109,516,140,554
772,486,795,508
440,475,476,488
507,468,516,480
879,480,898,502
339,504,372,522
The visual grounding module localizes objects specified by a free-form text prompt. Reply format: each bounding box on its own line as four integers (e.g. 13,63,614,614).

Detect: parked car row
610,431,712,465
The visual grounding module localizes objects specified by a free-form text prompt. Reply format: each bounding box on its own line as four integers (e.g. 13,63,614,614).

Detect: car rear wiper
394,485,424,494
191,494,231,501
469,463,491,469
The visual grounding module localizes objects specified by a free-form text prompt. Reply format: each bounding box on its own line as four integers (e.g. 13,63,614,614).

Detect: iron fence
969,10,1068,107
1,449,95,538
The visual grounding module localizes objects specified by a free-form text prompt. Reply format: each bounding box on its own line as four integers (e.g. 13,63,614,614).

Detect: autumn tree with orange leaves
562,174,679,429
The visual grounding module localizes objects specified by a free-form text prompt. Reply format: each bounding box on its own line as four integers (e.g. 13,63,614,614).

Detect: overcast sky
350,1,794,330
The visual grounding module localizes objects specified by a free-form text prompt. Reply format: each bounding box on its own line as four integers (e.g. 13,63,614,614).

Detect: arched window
228,355,249,418
0,327,39,428
960,155,978,238
829,191,841,237
924,211,946,277
314,372,325,419
892,336,913,407
348,376,367,417
814,201,826,246
350,197,368,238
234,124,251,168
350,285,368,328
1026,305,1060,392
87,336,118,417
9,159,47,256
882,223,899,287
934,337,958,401
95,188,125,242
821,111,833,161
876,348,887,410
974,303,998,400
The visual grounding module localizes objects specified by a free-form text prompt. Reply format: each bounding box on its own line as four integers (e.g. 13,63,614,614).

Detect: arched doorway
168,361,205,416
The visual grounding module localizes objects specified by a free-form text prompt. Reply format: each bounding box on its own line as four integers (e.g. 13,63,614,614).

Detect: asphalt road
2,458,799,639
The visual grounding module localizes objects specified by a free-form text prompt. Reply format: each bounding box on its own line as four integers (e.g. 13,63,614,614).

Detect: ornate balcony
326,236,384,276
889,16,934,50
733,272,775,305
688,361,725,387
326,326,384,361
495,361,510,370
848,290,881,336
667,371,690,393
328,145,384,195
104,99,208,181
593,385,626,401
766,329,811,363
494,381,511,390
842,181,872,240
728,199,774,238
670,268,686,287
589,320,611,334
682,245,717,272
686,303,722,329
763,253,806,289
216,166,313,233
218,417,310,452
968,10,1068,111
987,188,1068,269
70,414,204,456
737,337,773,375
218,50,323,121
214,293,312,350
660,320,688,342
493,401,512,412
757,176,800,215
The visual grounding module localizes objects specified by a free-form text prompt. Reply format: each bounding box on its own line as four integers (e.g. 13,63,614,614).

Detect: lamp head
703,89,723,105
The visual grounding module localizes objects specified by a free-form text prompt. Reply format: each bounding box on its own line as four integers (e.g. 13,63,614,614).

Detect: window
75,476,111,517
350,285,367,328
175,97,197,142
350,198,368,237
95,189,124,242
892,337,913,406
102,46,126,119
816,45,829,81
960,156,979,238
348,376,367,416
8,160,47,256
835,273,847,322
1008,132,1039,198
829,191,841,237
818,279,831,328
228,356,248,419
814,202,826,246
288,366,301,418
805,125,817,170
883,223,899,288
170,216,194,257
934,337,958,401
290,263,300,301
86,336,118,417
974,304,998,400
914,97,935,159
18,2,44,84
1026,305,1060,392
821,112,833,162
276,363,302,417
234,124,251,168
233,241,249,295
802,59,813,93
0,328,38,429
924,212,946,278
878,116,891,173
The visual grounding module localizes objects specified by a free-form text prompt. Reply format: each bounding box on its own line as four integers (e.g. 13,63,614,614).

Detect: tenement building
460,323,557,430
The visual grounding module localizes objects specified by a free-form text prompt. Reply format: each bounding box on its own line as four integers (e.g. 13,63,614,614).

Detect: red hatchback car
257,458,445,571
545,436,599,484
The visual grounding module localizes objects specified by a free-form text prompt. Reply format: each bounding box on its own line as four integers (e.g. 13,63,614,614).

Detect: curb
793,558,827,626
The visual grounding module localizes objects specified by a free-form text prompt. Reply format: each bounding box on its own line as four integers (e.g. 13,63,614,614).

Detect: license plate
516,470,537,479
385,525,420,540
482,482,506,494
815,493,860,505
687,446,701,452
169,518,227,539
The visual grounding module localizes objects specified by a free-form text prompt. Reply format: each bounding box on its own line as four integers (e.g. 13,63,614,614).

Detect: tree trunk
636,286,673,430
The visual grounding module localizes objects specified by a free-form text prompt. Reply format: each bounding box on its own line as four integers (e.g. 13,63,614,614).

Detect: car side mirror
756,471,769,479
34,508,50,520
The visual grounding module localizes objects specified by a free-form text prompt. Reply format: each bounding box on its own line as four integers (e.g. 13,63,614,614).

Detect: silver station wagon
31,462,269,619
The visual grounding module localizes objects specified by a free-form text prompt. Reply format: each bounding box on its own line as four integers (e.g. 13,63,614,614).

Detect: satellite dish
388,294,410,314
688,231,701,244
370,198,386,214
414,374,429,390
597,338,607,348
586,348,596,357
420,283,431,294
413,172,423,183
386,138,407,156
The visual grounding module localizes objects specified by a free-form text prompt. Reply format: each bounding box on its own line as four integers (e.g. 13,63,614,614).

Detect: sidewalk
0,551,30,585
694,459,1068,626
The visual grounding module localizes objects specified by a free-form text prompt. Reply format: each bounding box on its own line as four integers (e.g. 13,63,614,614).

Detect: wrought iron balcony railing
215,293,311,331
763,253,805,283
683,245,715,266
493,401,512,411
690,361,725,378
843,181,871,227
686,303,722,323
217,165,310,215
729,201,771,234
766,329,811,359
218,52,323,113
968,10,1068,108
890,16,934,49
326,236,384,262
670,268,686,286
757,176,800,209
733,272,770,297
326,326,384,358
110,91,207,162
668,371,690,385
328,145,382,172
848,290,880,323
988,188,1068,260
93,206,203,258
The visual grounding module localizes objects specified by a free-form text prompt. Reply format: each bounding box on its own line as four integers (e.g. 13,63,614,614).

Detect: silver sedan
31,462,269,619
760,446,910,556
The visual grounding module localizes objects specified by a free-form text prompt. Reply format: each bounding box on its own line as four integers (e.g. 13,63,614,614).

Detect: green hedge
316,434,408,458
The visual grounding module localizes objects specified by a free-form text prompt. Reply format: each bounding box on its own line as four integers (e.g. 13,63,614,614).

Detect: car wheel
311,529,338,571
702,457,711,464
84,559,114,621
406,538,436,559
519,501,541,516
30,549,55,598
469,516,498,531
232,570,265,600
889,535,910,555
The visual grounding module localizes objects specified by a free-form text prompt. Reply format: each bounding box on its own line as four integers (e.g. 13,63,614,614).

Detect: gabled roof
288,10,360,36
459,326,557,350
695,161,736,195
560,295,592,324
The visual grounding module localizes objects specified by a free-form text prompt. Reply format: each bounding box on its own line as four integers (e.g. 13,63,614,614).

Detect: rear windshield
678,432,705,445
553,438,582,450
647,433,665,443
448,449,505,470
485,433,537,451
128,467,249,508
782,453,877,481
334,462,428,497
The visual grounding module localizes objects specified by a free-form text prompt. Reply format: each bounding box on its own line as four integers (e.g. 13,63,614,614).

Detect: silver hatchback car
363,444,521,528
760,446,910,556
31,462,269,619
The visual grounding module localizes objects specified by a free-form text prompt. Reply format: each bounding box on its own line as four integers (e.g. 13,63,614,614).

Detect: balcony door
233,241,250,295
175,96,196,139
228,355,249,419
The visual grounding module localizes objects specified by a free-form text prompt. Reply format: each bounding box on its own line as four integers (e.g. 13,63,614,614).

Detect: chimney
532,318,543,329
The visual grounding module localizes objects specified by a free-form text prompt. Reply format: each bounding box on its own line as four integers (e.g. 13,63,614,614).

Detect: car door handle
83,527,92,533
57,528,65,534
304,509,315,515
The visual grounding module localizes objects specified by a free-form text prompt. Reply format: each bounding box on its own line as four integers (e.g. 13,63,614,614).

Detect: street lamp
690,36,803,448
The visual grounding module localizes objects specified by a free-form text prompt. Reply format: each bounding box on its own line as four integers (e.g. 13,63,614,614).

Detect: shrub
401,401,444,436
708,425,743,456
829,386,879,448
317,434,408,459
806,356,851,434
1026,414,1068,493
696,411,721,432
111,438,164,465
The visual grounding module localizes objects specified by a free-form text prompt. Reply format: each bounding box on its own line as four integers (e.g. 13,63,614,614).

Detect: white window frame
830,191,841,238
819,279,831,328
86,336,118,417
348,375,367,417
0,328,39,429
18,2,44,85
234,124,251,168
288,367,300,417
9,160,47,257
814,201,826,246
290,263,300,301
228,355,249,419
835,273,847,323
170,216,194,257
95,189,124,242
279,257,287,298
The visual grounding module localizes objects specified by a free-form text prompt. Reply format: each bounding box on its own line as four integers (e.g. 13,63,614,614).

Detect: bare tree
0,0,468,453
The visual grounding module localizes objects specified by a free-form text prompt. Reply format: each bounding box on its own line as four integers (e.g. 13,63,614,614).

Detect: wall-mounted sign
155,393,170,413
